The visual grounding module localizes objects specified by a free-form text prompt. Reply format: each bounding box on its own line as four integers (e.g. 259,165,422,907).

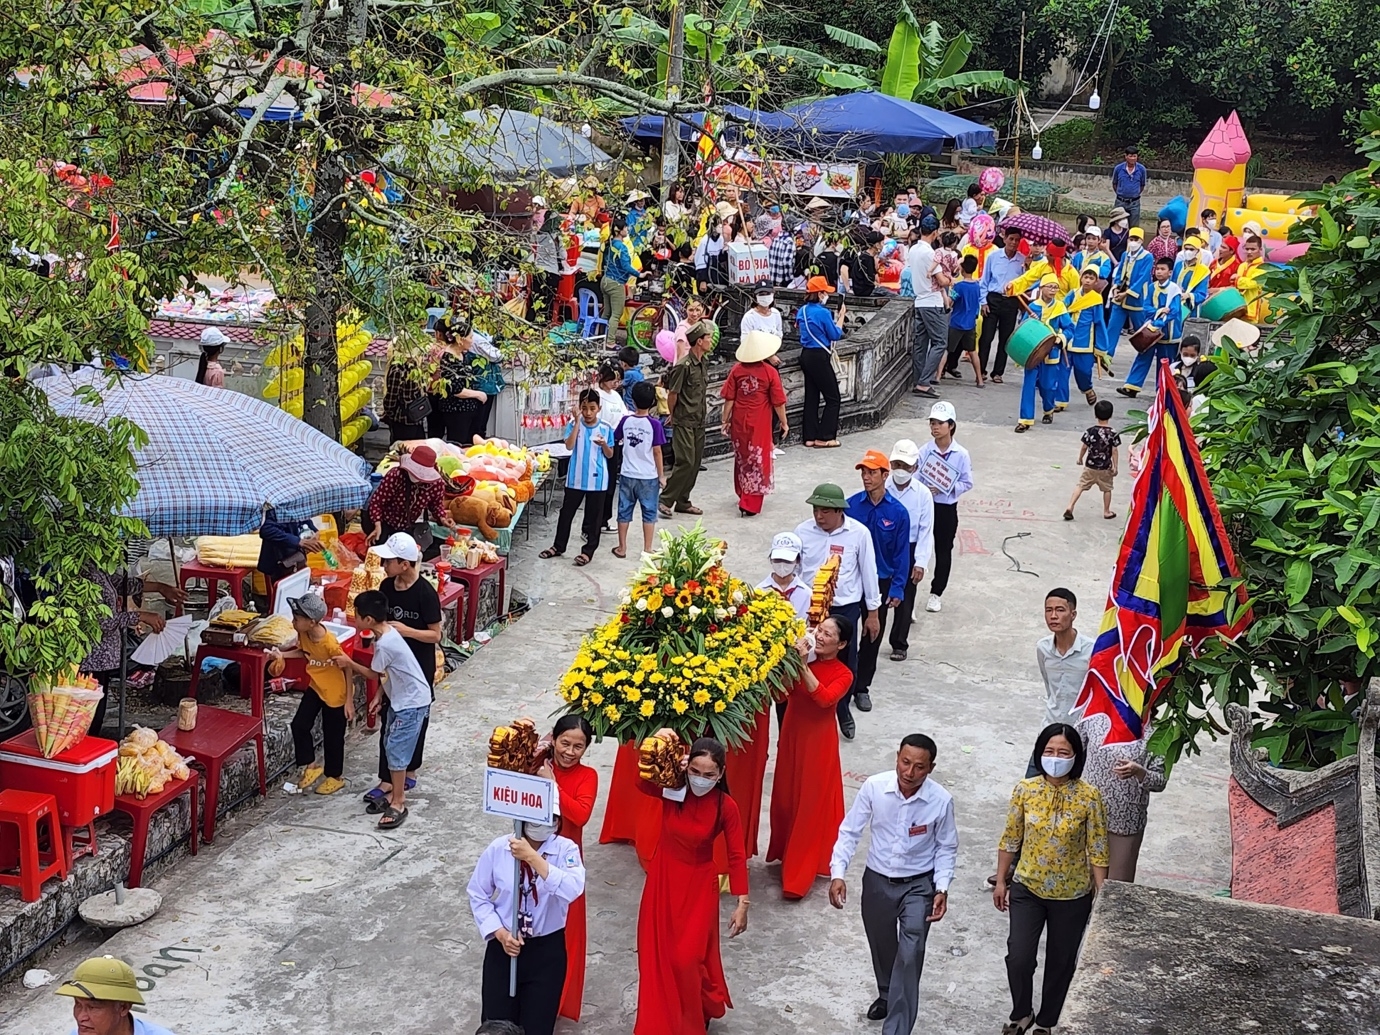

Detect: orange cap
805,275,834,294
855,449,892,472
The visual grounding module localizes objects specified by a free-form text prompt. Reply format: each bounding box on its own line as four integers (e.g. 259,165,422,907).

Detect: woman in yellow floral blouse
992,723,1109,1035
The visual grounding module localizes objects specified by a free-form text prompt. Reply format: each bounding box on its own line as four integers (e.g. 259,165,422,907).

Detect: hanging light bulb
1088,89,1101,111
580,122,592,138
1031,140,1043,161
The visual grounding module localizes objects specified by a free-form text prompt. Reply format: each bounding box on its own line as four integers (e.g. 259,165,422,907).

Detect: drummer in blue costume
1053,265,1105,407
1171,235,1212,317
1103,226,1155,359
1117,257,1184,397
1014,274,1068,432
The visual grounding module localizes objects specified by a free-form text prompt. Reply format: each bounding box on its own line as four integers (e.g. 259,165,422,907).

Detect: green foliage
1157,118,1380,770
0,382,148,682
1036,118,1097,162
879,8,922,101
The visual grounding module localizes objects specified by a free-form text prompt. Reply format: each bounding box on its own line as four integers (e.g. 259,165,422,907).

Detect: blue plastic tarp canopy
778,91,996,157
619,103,799,143
432,107,612,179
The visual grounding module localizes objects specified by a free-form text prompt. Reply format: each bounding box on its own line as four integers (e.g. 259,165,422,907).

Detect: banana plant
609,0,753,96
806,3,1018,109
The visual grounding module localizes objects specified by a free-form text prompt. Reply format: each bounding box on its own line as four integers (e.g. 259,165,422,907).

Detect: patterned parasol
38,368,373,536
998,212,1071,246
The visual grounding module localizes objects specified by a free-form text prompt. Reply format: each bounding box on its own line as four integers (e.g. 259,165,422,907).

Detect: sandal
911,386,937,396
991,375,1004,384
539,547,562,559
814,440,841,448
378,805,408,830
1014,423,1029,433
611,546,627,558
573,554,592,566
1001,1018,1033,1035
675,504,704,515
1104,511,1118,520
658,505,674,519
363,787,388,806
1041,413,1053,424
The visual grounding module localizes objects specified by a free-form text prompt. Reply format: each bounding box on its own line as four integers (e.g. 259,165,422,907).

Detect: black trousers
831,599,864,723
481,930,567,1035
425,396,446,439
601,445,624,526
291,690,346,778
386,420,426,443
890,543,919,652
476,394,496,439
442,406,480,445
930,502,958,598
799,347,841,442
854,578,892,697
978,293,1020,378
1005,883,1094,1028
553,487,603,556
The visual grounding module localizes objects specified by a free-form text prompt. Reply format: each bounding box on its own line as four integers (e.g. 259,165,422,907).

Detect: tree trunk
303,147,346,442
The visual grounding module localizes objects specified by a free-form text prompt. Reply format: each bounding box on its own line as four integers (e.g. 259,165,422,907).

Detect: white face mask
687,774,718,796
771,560,797,578
1205,218,1218,229
1127,239,1143,253
1183,248,1199,263
1180,354,1198,367
890,468,913,487
1041,755,1075,778
1114,219,1128,229
756,294,774,307
524,821,557,842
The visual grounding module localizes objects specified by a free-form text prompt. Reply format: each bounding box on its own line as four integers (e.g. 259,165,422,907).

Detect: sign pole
510,818,522,997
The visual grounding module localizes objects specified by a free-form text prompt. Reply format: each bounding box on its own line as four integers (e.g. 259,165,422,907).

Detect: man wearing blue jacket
848,450,912,723
1103,227,1156,358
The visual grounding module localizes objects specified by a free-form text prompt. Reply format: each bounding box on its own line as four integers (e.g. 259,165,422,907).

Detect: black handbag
404,394,432,424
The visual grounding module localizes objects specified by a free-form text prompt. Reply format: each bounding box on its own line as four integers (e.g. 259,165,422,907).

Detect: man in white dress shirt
795,482,881,740
467,805,586,1035
884,439,935,662
829,734,959,1033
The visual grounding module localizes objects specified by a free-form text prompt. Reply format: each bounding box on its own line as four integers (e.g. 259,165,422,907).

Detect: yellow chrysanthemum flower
693,689,711,705
672,698,688,714
640,700,656,717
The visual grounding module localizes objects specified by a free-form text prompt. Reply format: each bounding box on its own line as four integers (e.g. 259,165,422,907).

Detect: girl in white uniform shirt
468,805,587,1035
916,401,974,614
759,531,812,724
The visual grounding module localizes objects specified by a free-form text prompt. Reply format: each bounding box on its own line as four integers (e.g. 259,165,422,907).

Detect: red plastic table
113,772,200,887
186,643,267,717
158,709,265,844
175,560,251,616
448,559,506,640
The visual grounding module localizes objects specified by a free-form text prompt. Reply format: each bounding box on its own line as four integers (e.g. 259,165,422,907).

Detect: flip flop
991,375,1004,384
538,547,562,559
362,787,387,806
611,546,627,558
1104,511,1118,519
573,554,592,566
378,805,408,830
675,504,704,515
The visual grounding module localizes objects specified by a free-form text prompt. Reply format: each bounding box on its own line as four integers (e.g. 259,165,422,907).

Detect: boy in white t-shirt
335,590,433,830
613,380,667,558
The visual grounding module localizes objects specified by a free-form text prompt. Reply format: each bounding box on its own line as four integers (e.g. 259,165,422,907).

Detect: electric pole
660,0,685,200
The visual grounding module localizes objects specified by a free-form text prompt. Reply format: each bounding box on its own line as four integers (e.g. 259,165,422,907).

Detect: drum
1128,323,1163,354
1201,287,1248,322
1006,319,1057,370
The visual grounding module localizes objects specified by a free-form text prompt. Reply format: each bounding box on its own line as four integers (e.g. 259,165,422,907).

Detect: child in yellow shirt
271,593,354,794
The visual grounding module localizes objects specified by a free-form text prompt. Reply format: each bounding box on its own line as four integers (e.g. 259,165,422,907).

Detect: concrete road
3,386,1230,1035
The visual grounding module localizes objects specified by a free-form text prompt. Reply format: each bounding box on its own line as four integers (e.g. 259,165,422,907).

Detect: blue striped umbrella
39,369,373,537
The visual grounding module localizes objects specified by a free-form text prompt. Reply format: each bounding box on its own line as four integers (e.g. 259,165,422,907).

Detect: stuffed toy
448,489,515,540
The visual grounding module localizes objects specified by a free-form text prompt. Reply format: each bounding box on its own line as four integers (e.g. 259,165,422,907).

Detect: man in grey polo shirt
904,215,951,398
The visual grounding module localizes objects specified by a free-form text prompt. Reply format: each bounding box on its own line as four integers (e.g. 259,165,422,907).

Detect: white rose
662,607,674,618
688,606,702,618
619,588,632,604
636,598,649,611
715,607,729,620
731,590,744,604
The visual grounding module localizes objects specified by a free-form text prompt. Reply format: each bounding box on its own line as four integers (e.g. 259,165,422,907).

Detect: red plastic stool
448,558,507,641
553,274,578,323
0,789,69,902
176,560,250,616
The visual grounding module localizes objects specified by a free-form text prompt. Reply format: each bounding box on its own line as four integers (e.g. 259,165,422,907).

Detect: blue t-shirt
620,365,646,409
795,302,844,349
949,280,982,332
566,419,613,492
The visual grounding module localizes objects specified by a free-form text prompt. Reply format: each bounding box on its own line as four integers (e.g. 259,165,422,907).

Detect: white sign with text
483,768,555,824
727,241,771,285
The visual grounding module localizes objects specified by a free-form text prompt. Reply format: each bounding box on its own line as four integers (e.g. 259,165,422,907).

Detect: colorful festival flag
694,82,718,171
1074,361,1251,744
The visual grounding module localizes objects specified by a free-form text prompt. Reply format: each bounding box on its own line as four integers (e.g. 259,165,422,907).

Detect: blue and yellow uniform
1053,287,1105,405
1007,258,1079,298
1120,280,1185,395
1103,245,1156,357
1070,248,1111,284
1017,279,1068,427
1171,257,1211,317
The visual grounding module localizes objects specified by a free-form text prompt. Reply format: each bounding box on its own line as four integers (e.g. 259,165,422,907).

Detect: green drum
1202,287,1247,322
1007,318,1058,370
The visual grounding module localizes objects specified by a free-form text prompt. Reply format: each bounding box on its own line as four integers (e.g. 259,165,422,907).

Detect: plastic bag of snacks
28,666,105,758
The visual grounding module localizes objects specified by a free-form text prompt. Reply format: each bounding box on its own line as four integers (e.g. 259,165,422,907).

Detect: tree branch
214,77,291,202
452,67,705,117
